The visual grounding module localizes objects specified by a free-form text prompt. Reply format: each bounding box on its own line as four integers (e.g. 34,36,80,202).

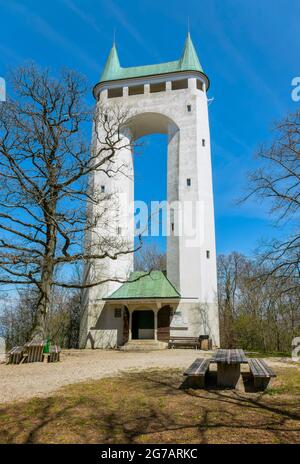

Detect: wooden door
157,306,171,342
123,307,129,344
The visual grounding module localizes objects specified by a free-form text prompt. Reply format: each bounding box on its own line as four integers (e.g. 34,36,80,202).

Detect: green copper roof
105,271,180,300
100,33,204,83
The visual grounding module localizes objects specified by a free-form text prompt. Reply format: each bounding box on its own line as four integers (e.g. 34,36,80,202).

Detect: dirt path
0,349,298,404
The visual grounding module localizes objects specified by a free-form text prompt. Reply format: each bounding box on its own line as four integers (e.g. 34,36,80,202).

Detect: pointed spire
97,33,208,90
100,42,121,82
180,32,203,73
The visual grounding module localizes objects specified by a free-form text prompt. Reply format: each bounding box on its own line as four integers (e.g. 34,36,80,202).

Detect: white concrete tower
80,34,220,348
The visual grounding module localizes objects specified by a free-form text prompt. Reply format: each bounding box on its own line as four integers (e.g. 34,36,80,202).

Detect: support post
128,310,132,341
154,310,158,340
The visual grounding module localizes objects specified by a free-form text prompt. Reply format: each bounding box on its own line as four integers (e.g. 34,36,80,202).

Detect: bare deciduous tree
244,110,300,286
0,64,137,338
218,252,300,352
134,242,166,272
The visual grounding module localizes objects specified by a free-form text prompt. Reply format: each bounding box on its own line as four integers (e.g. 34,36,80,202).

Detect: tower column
167,125,180,292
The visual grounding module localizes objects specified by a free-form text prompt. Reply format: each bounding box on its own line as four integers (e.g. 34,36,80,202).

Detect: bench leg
217,364,240,388
186,375,205,389
254,377,271,391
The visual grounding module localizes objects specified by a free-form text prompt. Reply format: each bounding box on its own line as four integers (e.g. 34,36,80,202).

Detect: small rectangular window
107,87,123,98
197,80,204,91
187,178,191,187
114,308,122,318
202,139,206,147
171,79,188,90
171,223,174,232
101,185,105,193
206,250,210,259
117,227,122,235
187,104,191,112
128,85,144,96
150,82,166,93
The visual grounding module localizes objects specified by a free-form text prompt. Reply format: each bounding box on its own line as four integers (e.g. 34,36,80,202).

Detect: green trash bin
43,338,50,354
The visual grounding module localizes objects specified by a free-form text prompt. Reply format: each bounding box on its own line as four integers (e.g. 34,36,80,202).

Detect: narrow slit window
117,227,122,235
202,139,206,147
171,79,188,90
150,82,166,93
187,104,191,112
101,185,105,193
114,308,122,318
107,87,123,98
187,178,191,187
206,250,210,259
197,80,204,91
171,223,174,232
128,85,144,96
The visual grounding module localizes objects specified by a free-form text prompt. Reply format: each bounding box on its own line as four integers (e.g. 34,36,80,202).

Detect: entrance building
103,271,180,349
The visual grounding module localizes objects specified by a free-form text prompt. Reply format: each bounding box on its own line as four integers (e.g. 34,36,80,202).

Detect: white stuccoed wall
80,71,220,348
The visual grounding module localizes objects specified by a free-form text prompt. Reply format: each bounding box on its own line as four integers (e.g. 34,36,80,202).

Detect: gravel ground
0,349,298,404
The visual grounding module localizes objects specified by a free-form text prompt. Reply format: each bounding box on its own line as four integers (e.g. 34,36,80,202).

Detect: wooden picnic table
183,349,276,391
211,349,248,388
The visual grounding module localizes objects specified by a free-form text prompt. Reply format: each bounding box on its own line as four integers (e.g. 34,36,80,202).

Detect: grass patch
246,351,290,358
263,367,300,395
0,367,300,444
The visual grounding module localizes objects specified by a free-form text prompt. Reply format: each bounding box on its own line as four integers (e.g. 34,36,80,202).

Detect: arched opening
132,310,154,339
134,132,167,268
125,112,179,272
125,111,178,140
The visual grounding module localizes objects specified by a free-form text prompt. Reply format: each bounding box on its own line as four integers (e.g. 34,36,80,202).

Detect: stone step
120,340,168,351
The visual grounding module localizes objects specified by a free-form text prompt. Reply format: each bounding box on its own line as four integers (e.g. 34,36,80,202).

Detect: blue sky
0,0,299,256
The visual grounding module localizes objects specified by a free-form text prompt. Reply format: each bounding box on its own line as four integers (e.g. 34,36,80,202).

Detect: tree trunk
32,261,54,340
32,206,57,340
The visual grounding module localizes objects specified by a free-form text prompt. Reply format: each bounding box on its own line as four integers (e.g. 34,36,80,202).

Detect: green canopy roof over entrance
104,271,180,300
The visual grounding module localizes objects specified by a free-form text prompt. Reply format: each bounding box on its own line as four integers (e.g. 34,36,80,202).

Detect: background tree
0,286,81,349
0,289,39,349
244,110,300,287
218,252,300,352
134,242,166,272
217,252,246,348
0,64,137,339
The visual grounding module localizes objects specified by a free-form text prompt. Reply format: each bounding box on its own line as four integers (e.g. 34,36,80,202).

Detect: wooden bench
248,358,276,391
183,358,211,388
24,340,45,363
6,346,24,364
169,336,201,349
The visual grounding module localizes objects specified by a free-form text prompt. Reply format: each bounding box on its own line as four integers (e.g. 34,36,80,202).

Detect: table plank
212,349,247,364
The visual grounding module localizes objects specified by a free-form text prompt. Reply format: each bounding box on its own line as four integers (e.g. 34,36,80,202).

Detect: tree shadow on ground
0,369,299,444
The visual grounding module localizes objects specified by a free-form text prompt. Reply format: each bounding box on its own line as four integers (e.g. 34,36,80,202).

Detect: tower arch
123,111,179,140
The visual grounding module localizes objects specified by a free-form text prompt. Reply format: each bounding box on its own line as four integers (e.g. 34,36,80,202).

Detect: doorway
132,310,154,339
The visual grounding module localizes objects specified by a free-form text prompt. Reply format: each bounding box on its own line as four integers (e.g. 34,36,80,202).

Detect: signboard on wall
170,311,188,329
